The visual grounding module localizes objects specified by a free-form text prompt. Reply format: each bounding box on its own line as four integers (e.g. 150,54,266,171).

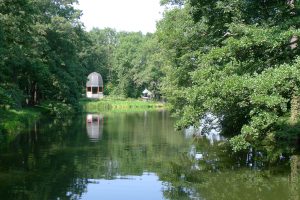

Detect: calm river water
0,111,298,200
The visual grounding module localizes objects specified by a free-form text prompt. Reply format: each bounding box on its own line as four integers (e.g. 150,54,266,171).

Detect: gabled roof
142,89,150,94
86,72,103,87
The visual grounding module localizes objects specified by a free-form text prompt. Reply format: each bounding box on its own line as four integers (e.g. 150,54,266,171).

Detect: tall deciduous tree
159,0,300,151
0,0,87,109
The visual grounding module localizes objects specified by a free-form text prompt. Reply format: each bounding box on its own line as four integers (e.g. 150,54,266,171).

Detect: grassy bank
0,108,41,138
80,97,166,113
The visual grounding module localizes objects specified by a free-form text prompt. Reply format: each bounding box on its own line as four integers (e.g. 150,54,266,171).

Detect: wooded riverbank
1,0,300,154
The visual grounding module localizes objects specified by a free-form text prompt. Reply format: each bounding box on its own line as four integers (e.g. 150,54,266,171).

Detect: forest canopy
158,0,300,152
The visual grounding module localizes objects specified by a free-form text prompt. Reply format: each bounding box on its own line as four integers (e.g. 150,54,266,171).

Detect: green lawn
80,96,166,113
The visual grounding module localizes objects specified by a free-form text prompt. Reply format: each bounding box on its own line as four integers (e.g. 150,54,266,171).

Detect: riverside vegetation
81,97,165,113
1,0,300,157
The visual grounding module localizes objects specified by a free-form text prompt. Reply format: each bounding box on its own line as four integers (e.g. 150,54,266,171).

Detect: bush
0,84,24,109
40,101,75,118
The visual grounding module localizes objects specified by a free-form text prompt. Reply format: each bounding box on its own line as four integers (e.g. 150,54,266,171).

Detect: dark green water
0,111,298,200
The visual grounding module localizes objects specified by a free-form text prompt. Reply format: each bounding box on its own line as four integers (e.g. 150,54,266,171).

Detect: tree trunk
288,1,299,124
29,81,38,106
287,0,295,6
290,35,298,49
34,82,37,105
290,93,300,124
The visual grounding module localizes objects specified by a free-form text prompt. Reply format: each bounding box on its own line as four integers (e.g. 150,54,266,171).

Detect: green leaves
86,30,166,98
158,0,300,152
0,0,86,108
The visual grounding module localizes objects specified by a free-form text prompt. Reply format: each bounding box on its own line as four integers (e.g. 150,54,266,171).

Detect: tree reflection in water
0,111,192,200
0,111,299,200
289,155,299,200
160,135,300,200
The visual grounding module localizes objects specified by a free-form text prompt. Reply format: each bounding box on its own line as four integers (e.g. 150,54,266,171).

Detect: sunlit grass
80,96,166,113
0,108,40,136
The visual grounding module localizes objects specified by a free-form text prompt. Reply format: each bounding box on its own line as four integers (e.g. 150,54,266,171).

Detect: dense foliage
0,0,88,110
158,0,300,151
0,0,164,116
86,29,164,98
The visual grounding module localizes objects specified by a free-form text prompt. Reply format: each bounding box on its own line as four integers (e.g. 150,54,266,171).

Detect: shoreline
80,97,166,113
0,108,41,136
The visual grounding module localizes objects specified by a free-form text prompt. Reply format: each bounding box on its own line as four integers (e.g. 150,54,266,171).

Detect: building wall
86,92,104,99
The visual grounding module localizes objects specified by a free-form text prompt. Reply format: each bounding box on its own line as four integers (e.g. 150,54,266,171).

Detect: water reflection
0,111,191,200
160,140,294,200
0,111,298,200
184,113,225,144
290,155,300,200
81,173,164,200
86,114,104,142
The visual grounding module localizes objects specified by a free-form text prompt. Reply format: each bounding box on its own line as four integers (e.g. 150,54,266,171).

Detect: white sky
76,0,164,34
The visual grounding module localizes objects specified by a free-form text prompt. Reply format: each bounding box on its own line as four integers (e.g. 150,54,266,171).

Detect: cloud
76,0,163,33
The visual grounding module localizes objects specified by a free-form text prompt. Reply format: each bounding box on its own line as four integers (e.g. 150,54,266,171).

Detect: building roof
86,72,103,87
142,89,150,94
